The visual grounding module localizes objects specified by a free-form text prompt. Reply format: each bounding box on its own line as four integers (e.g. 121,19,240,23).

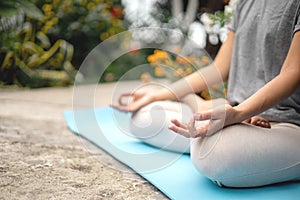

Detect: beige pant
130,95,300,187
191,122,300,187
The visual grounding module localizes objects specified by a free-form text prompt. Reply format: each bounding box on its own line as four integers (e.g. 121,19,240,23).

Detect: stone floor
0,81,168,200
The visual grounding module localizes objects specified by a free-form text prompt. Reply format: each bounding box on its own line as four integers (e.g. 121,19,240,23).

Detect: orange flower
187,55,196,61
176,56,189,65
175,68,184,76
154,67,164,77
201,56,210,64
185,67,193,74
154,50,169,59
147,55,156,63
140,72,151,83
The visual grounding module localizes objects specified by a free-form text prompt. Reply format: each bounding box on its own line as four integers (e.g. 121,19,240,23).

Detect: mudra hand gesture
168,104,239,138
111,89,156,112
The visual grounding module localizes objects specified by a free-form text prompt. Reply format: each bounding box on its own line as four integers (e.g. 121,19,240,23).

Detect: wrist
233,104,249,123
150,90,164,102
153,88,171,101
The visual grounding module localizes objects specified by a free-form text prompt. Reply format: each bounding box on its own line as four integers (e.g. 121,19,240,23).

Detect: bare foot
244,116,271,128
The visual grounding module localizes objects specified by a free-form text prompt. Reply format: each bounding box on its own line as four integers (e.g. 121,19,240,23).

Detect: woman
113,0,300,187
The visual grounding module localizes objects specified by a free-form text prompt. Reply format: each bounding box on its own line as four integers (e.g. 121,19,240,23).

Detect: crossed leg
130,93,300,187
190,122,300,187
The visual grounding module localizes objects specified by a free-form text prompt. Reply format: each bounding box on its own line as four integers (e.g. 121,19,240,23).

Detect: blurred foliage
0,0,234,88
0,0,126,87
0,0,77,87
0,24,77,87
146,49,226,100
100,49,153,82
0,0,43,22
147,49,210,80
39,0,125,68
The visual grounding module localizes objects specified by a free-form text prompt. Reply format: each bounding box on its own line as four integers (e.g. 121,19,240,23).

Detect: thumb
193,110,213,121
194,105,227,121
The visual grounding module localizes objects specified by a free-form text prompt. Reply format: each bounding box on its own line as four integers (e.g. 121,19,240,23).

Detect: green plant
200,0,238,45
0,0,43,23
40,0,125,68
0,0,79,87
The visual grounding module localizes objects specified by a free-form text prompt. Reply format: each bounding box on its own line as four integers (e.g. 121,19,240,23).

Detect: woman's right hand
111,89,156,112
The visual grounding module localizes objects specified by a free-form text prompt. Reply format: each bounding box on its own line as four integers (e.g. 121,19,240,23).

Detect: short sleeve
228,0,244,32
228,6,239,32
294,12,300,34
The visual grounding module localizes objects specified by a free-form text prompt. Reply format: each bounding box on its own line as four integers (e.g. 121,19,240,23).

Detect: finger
190,116,196,128
205,119,224,136
170,119,188,129
243,118,251,123
110,104,127,112
168,125,190,138
110,104,131,112
194,104,228,121
251,118,259,126
187,117,197,137
118,93,132,106
191,119,212,138
193,111,213,121
257,120,271,128
194,124,209,138
264,122,271,128
113,98,146,112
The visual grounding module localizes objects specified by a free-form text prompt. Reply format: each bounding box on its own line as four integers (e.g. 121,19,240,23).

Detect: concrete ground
0,81,168,200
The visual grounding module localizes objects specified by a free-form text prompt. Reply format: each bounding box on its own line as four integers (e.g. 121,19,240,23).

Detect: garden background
0,0,235,92
0,1,237,199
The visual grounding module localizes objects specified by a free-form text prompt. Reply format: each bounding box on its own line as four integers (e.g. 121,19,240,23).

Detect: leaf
36,32,51,49
17,0,44,20
0,0,19,10
0,8,19,18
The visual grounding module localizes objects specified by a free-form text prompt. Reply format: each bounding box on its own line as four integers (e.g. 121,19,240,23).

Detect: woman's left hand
168,104,240,138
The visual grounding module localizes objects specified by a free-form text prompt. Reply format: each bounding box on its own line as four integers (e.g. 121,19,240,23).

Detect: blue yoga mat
64,107,300,200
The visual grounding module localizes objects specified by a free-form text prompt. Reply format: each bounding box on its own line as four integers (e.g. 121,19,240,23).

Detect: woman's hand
111,89,156,112
169,104,240,138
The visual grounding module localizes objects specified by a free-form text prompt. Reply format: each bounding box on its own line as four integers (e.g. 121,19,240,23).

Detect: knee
130,101,192,153
130,101,192,139
190,138,222,182
190,136,237,186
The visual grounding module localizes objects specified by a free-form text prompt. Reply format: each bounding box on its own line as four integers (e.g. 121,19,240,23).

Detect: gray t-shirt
227,0,300,126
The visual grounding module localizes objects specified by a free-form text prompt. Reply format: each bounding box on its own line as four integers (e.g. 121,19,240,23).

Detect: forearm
153,31,235,102
153,64,224,101
234,32,300,123
234,68,300,122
